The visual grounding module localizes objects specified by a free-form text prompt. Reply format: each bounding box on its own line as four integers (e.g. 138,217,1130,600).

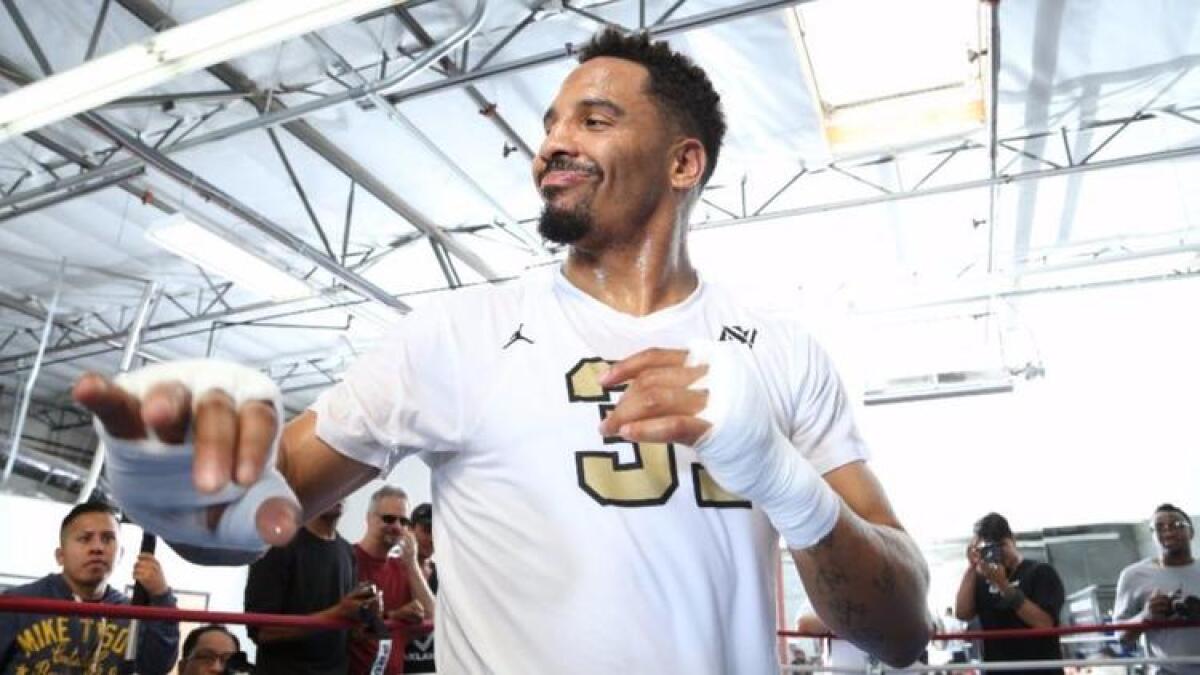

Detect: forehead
195,630,237,651
65,512,118,535
1154,510,1186,523
375,496,408,513
553,57,653,110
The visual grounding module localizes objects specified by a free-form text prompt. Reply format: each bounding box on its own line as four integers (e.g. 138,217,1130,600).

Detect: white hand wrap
96,360,299,551
686,340,841,549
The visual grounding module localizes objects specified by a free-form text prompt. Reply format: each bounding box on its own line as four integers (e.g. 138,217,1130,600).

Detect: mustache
539,156,601,182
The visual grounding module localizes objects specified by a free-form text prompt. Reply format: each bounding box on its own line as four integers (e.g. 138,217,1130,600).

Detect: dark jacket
0,573,179,675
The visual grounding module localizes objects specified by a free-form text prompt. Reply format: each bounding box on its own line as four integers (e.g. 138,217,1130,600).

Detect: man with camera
955,512,1065,675
1114,503,1200,675
244,501,380,675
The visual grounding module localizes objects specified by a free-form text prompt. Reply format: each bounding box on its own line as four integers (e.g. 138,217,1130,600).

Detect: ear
668,138,707,192
55,546,64,567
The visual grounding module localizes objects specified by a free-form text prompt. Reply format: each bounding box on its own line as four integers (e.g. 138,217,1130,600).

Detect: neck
62,574,106,601
306,519,338,541
563,207,697,316
357,534,391,558
1162,549,1194,566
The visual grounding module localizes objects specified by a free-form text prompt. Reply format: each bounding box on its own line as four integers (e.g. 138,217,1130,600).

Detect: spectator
244,501,377,675
179,625,245,675
955,512,1065,675
0,501,179,674
349,487,435,675
403,502,436,674
1114,503,1200,675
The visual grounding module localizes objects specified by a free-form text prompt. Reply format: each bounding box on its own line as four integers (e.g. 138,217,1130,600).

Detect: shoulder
1118,558,1158,582
3,574,60,597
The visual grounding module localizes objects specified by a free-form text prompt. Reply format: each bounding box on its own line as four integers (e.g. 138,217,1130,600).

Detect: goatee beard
537,199,593,245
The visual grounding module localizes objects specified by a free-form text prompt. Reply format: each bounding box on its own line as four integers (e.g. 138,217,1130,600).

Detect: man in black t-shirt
954,512,1065,675
244,501,378,675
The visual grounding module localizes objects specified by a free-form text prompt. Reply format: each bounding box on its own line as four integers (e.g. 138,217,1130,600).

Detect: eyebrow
543,97,627,128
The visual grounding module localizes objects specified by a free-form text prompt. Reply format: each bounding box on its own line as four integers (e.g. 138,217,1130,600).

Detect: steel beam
386,0,818,105
77,282,160,502
113,0,497,282
305,34,542,254
2,261,62,485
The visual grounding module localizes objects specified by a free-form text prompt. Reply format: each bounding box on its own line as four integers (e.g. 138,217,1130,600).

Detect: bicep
822,460,904,530
280,411,379,519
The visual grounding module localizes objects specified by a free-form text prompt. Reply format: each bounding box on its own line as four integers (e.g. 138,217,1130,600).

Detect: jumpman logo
503,323,534,349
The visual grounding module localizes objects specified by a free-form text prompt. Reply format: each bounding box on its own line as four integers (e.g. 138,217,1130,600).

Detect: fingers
254,496,300,547
73,373,146,439
235,401,277,486
142,381,192,444
600,348,689,387
613,415,710,446
193,390,237,493
599,385,707,437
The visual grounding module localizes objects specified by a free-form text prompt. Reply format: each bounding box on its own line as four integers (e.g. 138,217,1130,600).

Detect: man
244,501,377,675
955,512,1065,675
0,502,179,674
74,29,930,673
350,487,435,675
1114,504,1200,675
402,503,436,674
178,625,243,675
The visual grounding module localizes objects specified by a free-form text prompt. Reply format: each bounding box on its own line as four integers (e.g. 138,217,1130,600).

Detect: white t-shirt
1114,557,1200,675
312,268,869,674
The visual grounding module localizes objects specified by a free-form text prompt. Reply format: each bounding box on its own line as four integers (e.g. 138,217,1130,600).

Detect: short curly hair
578,28,726,187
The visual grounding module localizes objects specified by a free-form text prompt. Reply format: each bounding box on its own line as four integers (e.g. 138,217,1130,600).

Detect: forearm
954,568,977,621
407,565,436,621
279,411,378,519
792,502,930,667
1012,595,1056,628
254,606,346,643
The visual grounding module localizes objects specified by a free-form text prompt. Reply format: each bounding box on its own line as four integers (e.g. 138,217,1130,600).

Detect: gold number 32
566,358,751,509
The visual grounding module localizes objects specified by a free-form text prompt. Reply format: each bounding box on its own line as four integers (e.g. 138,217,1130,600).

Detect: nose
536,121,578,173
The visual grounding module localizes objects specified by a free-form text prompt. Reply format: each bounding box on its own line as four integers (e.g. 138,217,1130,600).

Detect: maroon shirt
349,544,415,675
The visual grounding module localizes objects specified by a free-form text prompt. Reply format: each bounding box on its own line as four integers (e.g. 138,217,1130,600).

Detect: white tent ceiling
0,0,1197,530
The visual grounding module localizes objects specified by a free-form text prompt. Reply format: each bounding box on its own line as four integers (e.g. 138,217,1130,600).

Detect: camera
979,541,1004,565
1169,593,1200,620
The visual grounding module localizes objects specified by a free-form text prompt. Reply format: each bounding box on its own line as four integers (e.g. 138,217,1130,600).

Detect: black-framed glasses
379,514,411,527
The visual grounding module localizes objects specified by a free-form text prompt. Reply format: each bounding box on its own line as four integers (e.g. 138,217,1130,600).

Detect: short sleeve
1113,565,1143,621
1028,564,1066,623
310,302,465,475
788,333,870,475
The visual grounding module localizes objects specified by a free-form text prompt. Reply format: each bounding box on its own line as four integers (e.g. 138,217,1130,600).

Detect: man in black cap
954,512,1065,675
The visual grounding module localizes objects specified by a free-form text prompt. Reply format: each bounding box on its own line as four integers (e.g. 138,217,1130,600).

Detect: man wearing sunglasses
350,486,436,675
1115,504,1200,675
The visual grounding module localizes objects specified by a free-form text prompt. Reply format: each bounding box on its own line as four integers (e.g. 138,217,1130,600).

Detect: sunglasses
379,514,412,527
1151,519,1190,534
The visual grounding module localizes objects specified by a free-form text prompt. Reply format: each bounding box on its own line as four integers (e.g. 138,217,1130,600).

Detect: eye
584,117,610,129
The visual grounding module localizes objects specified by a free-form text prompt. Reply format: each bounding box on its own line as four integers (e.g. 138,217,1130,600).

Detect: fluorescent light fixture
863,370,1015,406
0,0,401,142
146,214,313,301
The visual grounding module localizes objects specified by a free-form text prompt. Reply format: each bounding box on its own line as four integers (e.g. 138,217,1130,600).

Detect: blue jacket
0,573,179,675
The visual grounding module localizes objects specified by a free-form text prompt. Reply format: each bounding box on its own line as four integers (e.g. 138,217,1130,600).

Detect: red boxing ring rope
0,596,432,634
779,618,1200,641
